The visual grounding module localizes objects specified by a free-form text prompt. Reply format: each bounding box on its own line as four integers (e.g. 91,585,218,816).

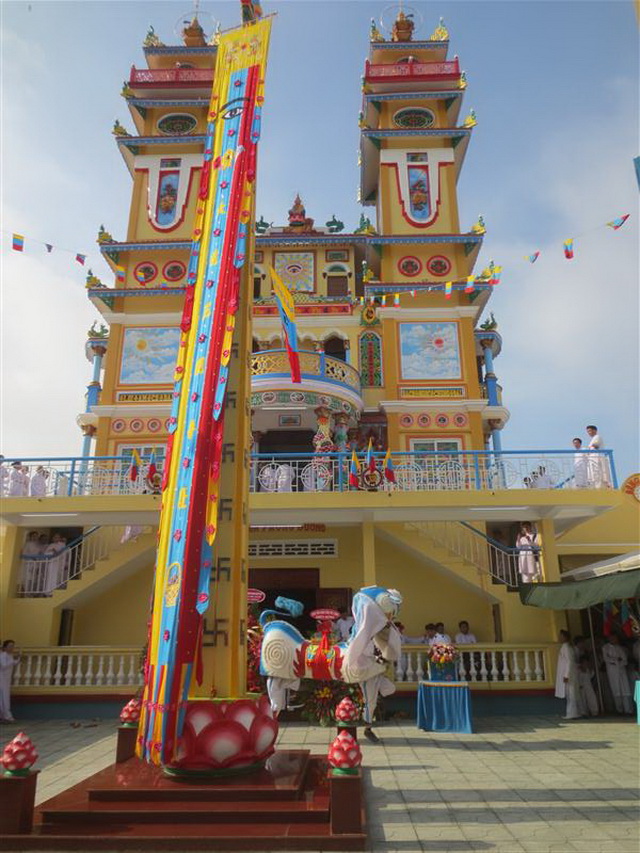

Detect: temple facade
1,11,637,711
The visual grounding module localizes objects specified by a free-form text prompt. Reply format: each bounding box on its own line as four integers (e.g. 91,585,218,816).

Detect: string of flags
5,229,89,266
526,213,630,263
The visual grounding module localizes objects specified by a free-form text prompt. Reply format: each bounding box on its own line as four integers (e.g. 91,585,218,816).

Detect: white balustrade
395,644,552,686
12,647,144,691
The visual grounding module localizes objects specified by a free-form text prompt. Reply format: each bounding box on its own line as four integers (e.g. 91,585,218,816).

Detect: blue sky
1,1,638,478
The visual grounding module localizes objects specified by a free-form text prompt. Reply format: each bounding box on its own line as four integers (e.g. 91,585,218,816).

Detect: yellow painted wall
72,562,153,646
557,492,640,556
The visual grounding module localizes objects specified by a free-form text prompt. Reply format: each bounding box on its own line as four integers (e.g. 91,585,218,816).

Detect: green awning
519,569,640,610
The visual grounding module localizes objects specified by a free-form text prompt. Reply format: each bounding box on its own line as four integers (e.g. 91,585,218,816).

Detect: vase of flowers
426,643,459,682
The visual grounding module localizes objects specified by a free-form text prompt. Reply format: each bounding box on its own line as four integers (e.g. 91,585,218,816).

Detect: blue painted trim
144,45,217,55
365,91,462,102
88,286,186,297
369,41,448,51
368,234,482,245
128,98,209,107
100,241,191,253
362,128,470,139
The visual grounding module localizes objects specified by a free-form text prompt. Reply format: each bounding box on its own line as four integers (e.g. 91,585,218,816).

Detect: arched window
359,332,383,387
324,335,347,362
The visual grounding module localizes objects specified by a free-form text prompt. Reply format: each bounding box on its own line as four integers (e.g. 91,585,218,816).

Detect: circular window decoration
261,391,276,404
133,261,157,285
112,419,126,433
435,414,450,428
393,107,435,129
157,113,197,136
129,418,144,433
163,261,186,282
147,418,162,433
290,391,305,404
398,256,422,278
399,414,414,428
417,414,431,428
426,255,451,277
453,413,468,427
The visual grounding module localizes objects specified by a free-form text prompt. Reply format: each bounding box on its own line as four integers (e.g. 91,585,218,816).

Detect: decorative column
80,424,97,459
480,339,502,455
333,413,349,452
313,406,335,453
80,341,107,457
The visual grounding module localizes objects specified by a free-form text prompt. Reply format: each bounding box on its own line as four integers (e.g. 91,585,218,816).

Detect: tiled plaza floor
1,715,638,852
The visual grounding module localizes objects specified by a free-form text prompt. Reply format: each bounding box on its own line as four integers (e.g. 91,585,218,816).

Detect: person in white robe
534,466,553,489
576,655,599,716
8,462,24,496
276,463,294,492
29,466,48,497
334,610,355,642
555,630,581,719
586,425,611,488
0,456,8,496
20,531,44,595
0,640,20,722
516,523,540,582
572,438,589,488
602,635,633,714
455,621,477,644
43,534,66,596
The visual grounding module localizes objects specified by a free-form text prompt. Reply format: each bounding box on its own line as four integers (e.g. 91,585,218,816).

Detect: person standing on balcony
434,622,452,644
420,624,437,645
516,522,540,582
455,621,477,644
29,466,48,497
20,531,43,595
572,438,589,488
0,455,8,496
586,425,611,488
0,640,20,723
43,533,66,596
8,461,27,496
555,629,580,719
602,634,633,714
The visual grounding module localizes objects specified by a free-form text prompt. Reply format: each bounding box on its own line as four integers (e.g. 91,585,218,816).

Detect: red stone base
0,752,366,850
0,771,39,834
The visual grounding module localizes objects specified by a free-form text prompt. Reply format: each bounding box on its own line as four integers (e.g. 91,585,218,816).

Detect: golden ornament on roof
462,109,477,128
392,10,415,42
112,119,130,137
459,71,467,90
143,25,164,48
470,215,486,235
97,225,114,244
370,18,384,42
121,81,134,98
429,17,449,41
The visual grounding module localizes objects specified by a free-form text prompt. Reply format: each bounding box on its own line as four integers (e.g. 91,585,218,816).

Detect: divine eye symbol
220,98,247,121
222,105,243,120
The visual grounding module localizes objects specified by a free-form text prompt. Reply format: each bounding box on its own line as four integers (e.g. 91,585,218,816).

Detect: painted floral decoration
327,730,362,774
335,696,360,724
120,698,142,726
1,732,38,775
170,697,278,772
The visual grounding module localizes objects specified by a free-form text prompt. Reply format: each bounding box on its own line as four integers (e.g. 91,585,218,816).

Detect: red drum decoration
120,697,142,726
335,696,360,723
1,732,38,775
166,697,278,775
327,730,362,775
310,609,340,623
247,588,266,603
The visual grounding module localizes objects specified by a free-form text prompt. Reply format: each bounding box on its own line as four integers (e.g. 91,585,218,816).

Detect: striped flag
349,449,360,487
607,214,630,230
75,254,86,265
489,265,503,285
365,437,376,474
129,448,143,482
116,265,126,284
271,267,301,383
383,448,396,483
563,239,574,259
12,234,24,252
464,275,475,294
147,449,157,480
444,281,453,299
525,251,540,264
393,292,400,306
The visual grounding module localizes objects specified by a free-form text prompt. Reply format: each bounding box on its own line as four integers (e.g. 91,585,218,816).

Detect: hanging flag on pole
365,437,376,474
563,239,574,259
349,449,360,487
606,214,630,230
271,267,301,383
129,448,143,482
383,448,396,483
12,234,24,252
147,449,157,480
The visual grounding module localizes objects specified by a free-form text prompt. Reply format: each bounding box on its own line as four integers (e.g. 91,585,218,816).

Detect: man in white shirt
572,438,589,488
334,609,355,642
586,425,611,488
419,623,437,645
455,621,477,644
602,634,633,714
434,622,452,644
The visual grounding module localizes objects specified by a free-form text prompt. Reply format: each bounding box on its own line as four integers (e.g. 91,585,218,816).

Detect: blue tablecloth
417,681,473,733
634,680,640,725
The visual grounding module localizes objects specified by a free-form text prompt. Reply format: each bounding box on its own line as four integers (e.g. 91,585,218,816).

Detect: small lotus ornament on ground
1,732,38,776
335,696,360,724
120,698,142,727
327,730,362,775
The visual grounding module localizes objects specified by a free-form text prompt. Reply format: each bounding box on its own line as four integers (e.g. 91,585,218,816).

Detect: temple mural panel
119,326,181,385
399,322,461,380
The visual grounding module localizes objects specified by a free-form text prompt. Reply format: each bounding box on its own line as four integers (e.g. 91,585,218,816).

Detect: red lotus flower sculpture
1,732,38,775
327,730,362,775
120,698,142,726
335,696,360,723
169,696,278,773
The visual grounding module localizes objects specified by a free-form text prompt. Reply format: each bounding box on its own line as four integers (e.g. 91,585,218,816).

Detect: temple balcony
250,349,363,438
364,58,460,93
128,65,214,97
0,450,621,532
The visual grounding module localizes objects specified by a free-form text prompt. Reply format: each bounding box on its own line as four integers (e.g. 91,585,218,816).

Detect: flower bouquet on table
426,643,460,682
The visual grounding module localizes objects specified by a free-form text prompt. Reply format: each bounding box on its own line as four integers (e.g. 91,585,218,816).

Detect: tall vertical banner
137,18,272,766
